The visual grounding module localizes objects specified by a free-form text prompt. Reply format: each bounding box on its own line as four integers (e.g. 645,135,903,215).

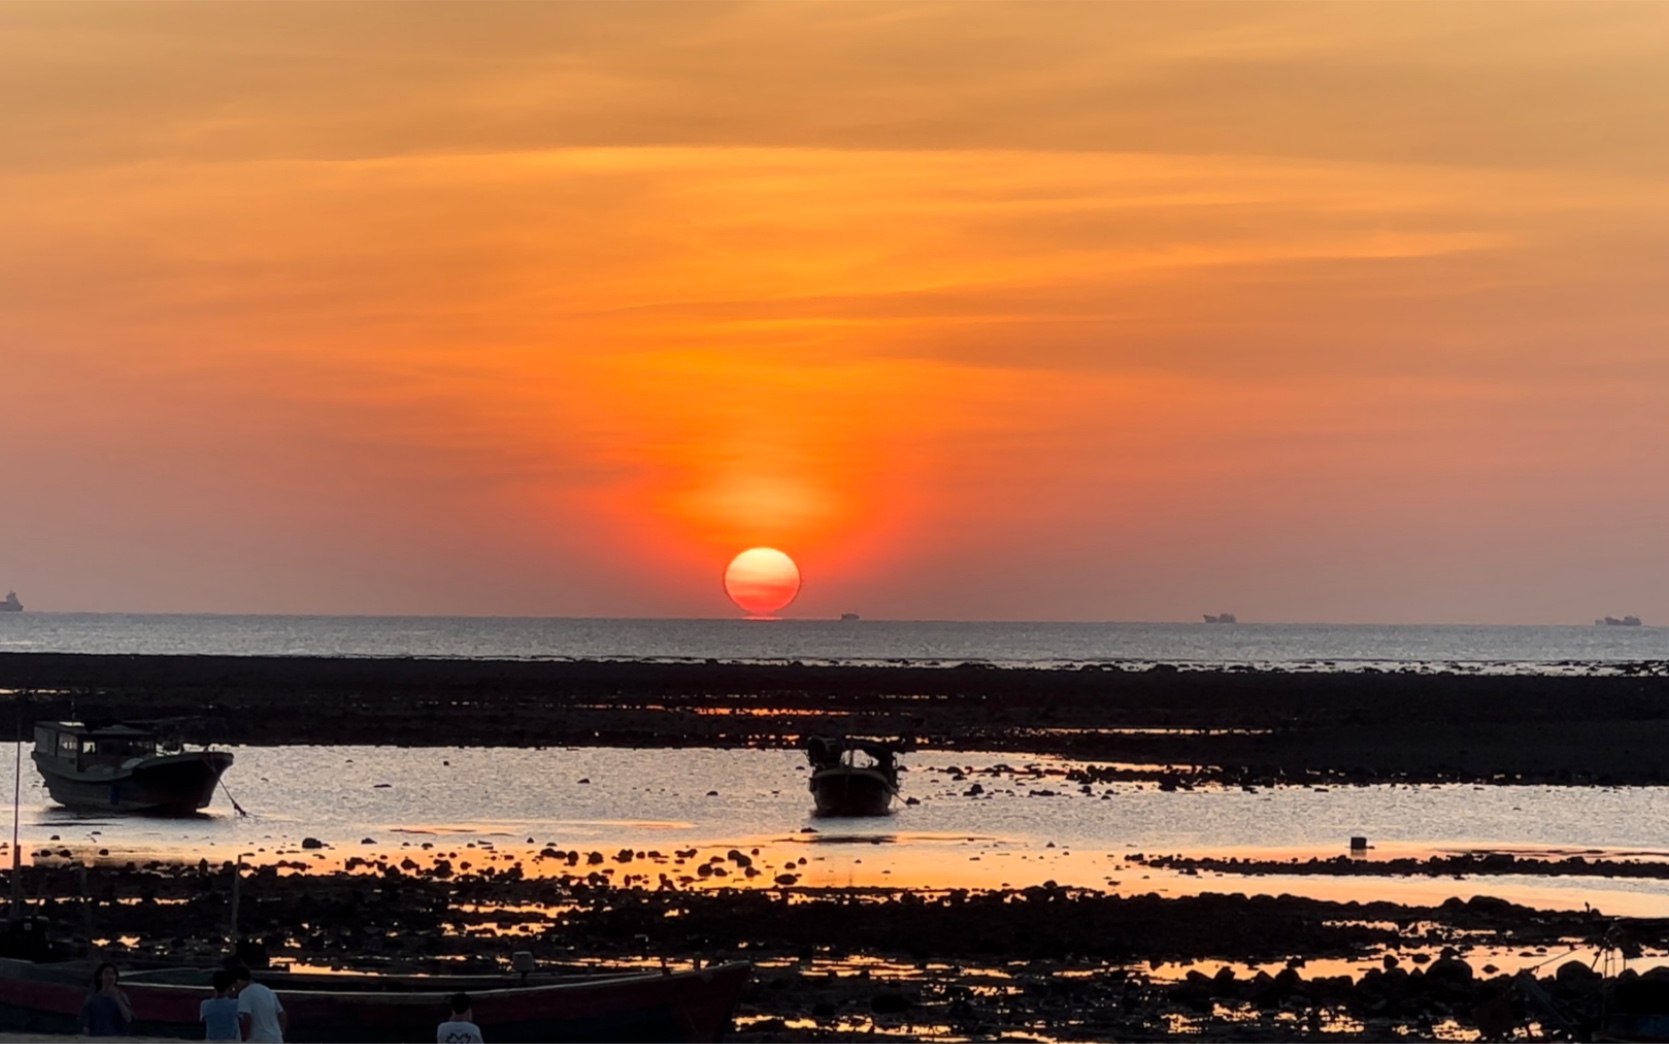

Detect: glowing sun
723,547,801,616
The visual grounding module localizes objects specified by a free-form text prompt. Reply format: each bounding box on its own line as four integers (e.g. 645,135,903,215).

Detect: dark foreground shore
5,653,1669,784
5,854,1660,1041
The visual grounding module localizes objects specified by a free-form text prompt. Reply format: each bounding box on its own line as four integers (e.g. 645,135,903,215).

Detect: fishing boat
31,721,233,814
0,591,20,613
0,958,749,1042
805,736,900,817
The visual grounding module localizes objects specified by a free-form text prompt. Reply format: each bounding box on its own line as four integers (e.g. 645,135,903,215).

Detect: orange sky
3,2,1668,621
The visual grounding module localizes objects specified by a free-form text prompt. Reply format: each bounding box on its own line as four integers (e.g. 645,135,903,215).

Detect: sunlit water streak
10,745,1669,915
2,614,1667,670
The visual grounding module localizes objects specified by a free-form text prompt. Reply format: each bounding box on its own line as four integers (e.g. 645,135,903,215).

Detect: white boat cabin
33,722,163,771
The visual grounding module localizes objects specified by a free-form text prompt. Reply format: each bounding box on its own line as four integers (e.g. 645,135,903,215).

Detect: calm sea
1,613,1666,671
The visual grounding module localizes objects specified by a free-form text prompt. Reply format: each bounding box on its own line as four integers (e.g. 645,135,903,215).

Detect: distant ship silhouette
1203,613,1236,624
0,591,20,613
1597,615,1642,627
840,612,860,622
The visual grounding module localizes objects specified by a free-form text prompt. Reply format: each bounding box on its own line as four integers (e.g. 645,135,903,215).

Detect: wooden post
80,862,95,953
229,856,241,945
9,706,23,924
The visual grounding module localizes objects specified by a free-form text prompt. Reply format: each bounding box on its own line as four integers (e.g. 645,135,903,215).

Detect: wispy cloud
3,3,1668,619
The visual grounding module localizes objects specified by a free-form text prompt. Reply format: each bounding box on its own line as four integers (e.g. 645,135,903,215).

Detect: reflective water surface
10,744,1669,916
3,613,1667,669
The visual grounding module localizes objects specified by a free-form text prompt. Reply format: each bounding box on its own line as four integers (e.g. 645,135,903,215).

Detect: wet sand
1141,851,1669,881
5,653,1669,784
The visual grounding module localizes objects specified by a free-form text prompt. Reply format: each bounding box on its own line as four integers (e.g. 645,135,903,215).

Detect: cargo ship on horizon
0,591,20,613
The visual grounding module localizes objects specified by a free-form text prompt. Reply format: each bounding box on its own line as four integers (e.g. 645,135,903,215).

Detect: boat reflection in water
805,736,901,817
31,721,234,814
0,958,749,1043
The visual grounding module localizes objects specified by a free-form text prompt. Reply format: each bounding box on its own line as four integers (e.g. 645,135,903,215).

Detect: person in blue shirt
78,962,133,1037
201,969,242,1041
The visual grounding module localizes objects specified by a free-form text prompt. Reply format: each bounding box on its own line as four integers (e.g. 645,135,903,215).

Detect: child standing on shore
437,993,484,1043
201,970,242,1042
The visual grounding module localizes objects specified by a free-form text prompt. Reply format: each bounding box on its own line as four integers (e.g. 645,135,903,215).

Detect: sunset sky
3,2,1668,622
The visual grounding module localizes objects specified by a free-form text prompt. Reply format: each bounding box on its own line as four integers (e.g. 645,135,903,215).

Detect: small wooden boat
806,736,900,817
0,958,749,1042
31,721,233,814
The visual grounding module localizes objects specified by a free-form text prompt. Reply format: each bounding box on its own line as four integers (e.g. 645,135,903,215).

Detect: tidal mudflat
9,653,1669,784
10,843,1664,1041
16,744,1669,911
7,655,1669,1038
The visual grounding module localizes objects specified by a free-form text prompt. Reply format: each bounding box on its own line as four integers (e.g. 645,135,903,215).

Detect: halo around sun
723,548,801,616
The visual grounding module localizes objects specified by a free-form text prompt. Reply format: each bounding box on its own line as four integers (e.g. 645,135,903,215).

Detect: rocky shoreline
5,653,1669,785
6,855,1660,1041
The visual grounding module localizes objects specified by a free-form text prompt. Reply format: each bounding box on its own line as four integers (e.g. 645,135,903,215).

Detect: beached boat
805,736,900,817
0,959,749,1042
0,591,20,613
31,721,233,814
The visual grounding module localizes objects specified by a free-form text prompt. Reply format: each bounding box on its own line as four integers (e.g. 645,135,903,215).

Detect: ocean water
15,744,1669,916
2,613,1667,670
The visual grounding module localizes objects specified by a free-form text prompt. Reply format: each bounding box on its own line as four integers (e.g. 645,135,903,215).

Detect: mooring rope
218,776,249,817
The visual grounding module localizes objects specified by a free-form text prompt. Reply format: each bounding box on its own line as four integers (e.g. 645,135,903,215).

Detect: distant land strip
3,654,1669,786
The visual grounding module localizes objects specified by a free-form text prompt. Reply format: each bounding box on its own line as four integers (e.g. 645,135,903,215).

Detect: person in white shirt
232,966,288,1043
437,992,485,1044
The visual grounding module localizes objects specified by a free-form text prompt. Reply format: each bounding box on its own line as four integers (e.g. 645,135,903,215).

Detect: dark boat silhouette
1203,613,1237,624
31,721,233,814
0,958,748,1042
805,737,900,817
1597,615,1643,627
0,591,20,613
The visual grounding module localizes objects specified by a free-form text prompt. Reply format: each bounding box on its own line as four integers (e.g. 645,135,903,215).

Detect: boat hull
31,750,233,813
810,766,897,817
0,960,748,1043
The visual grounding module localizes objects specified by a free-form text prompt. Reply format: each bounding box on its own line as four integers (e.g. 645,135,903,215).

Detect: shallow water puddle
14,743,1669,912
